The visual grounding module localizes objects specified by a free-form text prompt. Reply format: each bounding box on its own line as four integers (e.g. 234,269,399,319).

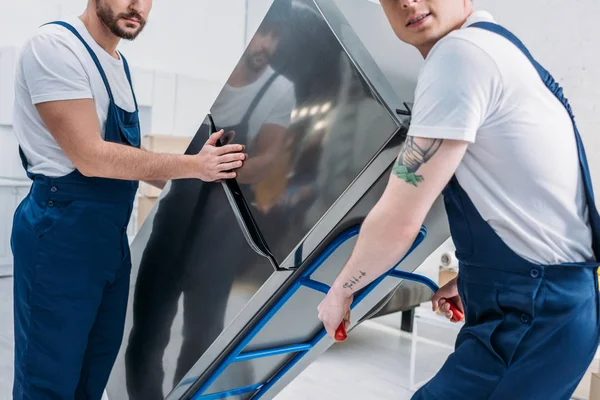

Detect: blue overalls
11,21,140,399
413,22,600,400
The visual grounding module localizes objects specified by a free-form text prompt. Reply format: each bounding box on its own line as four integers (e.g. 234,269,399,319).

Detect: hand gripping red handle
334,298,463,341
446,299,464,321
335,323,348,341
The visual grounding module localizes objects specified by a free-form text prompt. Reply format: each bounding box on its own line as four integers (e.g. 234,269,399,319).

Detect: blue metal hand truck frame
191,224,445,399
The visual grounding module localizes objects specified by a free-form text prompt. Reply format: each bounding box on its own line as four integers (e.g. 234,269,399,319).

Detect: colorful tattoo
393,137,443,186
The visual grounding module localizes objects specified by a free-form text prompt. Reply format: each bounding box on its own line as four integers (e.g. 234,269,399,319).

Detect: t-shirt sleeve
408,37,502,143
20,32,93,105
264,79,297,129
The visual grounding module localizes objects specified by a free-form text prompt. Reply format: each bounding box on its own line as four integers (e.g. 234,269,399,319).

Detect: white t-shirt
13,16,136,177
409,10,594,265
211,66,296,146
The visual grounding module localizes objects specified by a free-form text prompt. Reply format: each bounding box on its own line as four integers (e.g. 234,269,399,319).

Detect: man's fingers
343,310,351,329
325,324,336,339
218,161,243,171
217,143,245,155
318,312,335,339
206,129,225,145
216,172,237,180
432,296,445,312
434,298,457,321
432,277,459,313
218,153,247,164
319,315,343,340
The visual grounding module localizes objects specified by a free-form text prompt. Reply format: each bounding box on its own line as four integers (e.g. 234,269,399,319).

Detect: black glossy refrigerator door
105,0,450,398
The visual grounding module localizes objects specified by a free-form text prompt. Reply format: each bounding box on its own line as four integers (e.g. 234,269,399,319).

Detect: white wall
476,0,600,204
0,181,30,273
0,0,250,133
0,0,247,82
0,46,25,181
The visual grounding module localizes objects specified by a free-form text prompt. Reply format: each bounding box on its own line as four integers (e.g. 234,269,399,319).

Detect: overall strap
43,21,115,102
119,52,139,111
470,21,600,259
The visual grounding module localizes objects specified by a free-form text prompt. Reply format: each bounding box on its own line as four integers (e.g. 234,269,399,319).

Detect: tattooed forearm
342,270,367,292
393,137,443,186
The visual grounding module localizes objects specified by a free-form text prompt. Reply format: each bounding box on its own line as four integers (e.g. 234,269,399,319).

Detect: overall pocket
27,196,83,238
491,288,537,367
456,273,534,368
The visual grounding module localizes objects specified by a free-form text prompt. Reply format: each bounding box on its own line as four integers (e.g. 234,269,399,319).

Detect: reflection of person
318,1,599,399
123,7,295,400
10,1,244,399
123,155,247,399
212,15,296,212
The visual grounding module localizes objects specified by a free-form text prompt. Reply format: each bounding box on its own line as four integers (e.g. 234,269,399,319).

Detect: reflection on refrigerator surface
107,0,406,398
211,0,398,264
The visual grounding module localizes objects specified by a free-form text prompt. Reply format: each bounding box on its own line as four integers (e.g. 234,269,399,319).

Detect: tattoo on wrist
393,137,443,186
342,270,367,291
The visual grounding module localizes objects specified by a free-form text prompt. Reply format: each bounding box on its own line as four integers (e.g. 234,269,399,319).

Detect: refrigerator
106,0,451,398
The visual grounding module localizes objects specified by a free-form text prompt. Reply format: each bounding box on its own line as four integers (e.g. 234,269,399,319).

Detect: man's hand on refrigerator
194,129,247,182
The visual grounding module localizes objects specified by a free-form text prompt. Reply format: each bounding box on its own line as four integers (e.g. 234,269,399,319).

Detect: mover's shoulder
19,20,81,60
425,29,499,76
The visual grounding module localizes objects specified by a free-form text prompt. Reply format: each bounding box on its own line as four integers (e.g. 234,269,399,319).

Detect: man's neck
79,10,121,59
418,8,476,59
228,63,267,88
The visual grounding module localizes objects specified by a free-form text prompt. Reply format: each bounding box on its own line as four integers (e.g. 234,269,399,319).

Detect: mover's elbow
386,214,424,243
77,166,93,178
63,143,104,178
75,159,99,178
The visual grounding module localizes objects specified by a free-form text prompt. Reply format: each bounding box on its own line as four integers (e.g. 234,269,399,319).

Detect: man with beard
10,0,246,399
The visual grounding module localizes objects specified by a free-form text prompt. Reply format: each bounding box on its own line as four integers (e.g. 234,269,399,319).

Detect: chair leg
401,308,415,333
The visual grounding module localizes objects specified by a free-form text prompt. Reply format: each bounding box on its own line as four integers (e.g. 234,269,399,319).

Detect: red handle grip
334,300,463,341
445,299,464,322
335,323,348,342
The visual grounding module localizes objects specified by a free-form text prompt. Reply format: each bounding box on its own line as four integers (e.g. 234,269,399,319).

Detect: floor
0,275,595,400
275,317,452,400
0,278,13,399
0,275,456,400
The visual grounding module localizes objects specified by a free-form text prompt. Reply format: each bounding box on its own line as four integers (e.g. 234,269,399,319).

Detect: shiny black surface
105,118,277,400
210,0,398,265
105,0,417,398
